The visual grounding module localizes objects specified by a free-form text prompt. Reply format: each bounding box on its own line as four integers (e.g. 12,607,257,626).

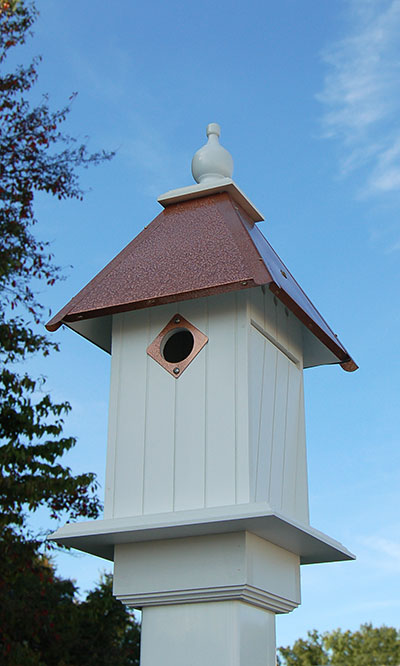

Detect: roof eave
268,282,358,372
46,277,265,332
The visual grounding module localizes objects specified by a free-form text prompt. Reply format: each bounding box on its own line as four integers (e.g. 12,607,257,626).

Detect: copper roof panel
46,192,356,371
47,193,270,329
240,214,356,370
228,205,357,371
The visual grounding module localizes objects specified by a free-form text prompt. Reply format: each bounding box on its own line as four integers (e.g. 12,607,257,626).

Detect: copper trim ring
146,314,208,378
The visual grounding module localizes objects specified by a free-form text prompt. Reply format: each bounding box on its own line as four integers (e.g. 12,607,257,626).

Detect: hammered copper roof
46,192,357,371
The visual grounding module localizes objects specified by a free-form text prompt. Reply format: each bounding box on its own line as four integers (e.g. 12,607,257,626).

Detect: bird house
48,124,356,666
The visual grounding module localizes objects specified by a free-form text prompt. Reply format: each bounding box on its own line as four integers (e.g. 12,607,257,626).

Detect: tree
0,0,113,535
0,4,141,662
0,535,78,664
278,630,328,666
0,536,140,664
72,575,140,666
278,624,400,665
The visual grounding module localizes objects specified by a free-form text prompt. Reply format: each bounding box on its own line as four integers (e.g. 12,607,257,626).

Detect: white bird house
48,124,356,666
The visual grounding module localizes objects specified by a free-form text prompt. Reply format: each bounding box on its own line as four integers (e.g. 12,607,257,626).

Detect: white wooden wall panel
268,352,289,509
143,305,177,514
106,294,251,519
255,335,277,503
248,325,265,503
205,293,237,507
294,381,309,523
104,315,122,519
173,301,207,512
142,356,175,514
235,292,251,504
280,361,302,517
174,362,206,510
261,287,303,363
112,311,149,518
249,287,265,330
248,284,309,523
276,299,291,356
106,287,309,525
263,288,278,340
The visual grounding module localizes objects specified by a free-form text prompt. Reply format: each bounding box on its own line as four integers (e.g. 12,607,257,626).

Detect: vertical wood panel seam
262,285,266,330
293,377,302,519
172,371,177,511
234,292,238,504
267,349,278,503
280,361,290,510
203,301,208,507
142,312,151,514
255,337,266,502
110,316,122,518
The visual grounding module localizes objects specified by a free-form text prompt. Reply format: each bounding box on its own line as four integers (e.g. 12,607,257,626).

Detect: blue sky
15,0,400,649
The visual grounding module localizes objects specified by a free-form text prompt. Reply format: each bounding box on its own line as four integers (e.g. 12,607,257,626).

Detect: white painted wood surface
140,601,276,666
113,531,300,612
248,288,309,524
105,287,309,527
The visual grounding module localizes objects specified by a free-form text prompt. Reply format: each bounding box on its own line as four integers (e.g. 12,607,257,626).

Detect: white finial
191,123,234,184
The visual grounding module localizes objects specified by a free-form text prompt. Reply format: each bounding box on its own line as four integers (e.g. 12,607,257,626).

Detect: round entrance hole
162,328,194,363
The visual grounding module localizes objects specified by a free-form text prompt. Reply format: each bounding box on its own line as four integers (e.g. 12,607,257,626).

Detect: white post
140,602,276,666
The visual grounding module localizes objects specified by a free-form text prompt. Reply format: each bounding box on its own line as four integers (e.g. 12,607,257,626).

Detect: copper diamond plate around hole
146,314,208,378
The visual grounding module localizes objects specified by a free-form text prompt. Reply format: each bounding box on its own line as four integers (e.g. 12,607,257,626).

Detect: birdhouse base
49,502,355,565
113,531,300,613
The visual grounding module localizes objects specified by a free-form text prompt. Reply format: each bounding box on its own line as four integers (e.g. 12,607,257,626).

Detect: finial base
158,178,264,223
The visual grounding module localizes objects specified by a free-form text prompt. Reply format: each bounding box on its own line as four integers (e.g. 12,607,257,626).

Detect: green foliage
0,532,140,665
71,574,141,666
326,625,400,666
0,0,113,534
278,624,400,666
278,629,328,666
0,531,77,665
